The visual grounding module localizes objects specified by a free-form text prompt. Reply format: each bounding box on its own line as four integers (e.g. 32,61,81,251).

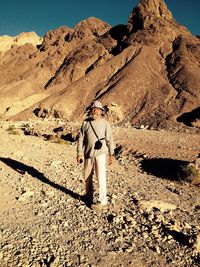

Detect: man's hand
77,156,83,164
108,155,114,165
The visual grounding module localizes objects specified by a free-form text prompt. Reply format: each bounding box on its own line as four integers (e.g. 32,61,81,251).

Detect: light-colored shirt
77,117,115,158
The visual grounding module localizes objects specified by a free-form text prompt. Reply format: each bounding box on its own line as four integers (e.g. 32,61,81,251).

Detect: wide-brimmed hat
90,100,104,111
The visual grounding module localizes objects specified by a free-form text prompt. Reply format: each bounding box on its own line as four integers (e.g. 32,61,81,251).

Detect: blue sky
0,0,199,37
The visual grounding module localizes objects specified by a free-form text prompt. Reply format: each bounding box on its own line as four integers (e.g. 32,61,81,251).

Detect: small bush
6,125,15,131
180,163,200,184
6,125,20,135
45,135,69,145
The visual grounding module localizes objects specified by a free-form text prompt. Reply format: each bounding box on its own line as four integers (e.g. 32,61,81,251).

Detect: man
77,100,115,210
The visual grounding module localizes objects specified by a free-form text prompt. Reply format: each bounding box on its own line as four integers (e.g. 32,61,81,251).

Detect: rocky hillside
0,0,200,130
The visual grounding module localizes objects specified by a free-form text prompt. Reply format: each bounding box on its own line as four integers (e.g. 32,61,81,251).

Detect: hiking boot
91,204,109,211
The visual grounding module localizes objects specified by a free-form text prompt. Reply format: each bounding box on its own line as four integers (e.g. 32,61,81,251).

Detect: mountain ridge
0,0,200,130
0,32,43,53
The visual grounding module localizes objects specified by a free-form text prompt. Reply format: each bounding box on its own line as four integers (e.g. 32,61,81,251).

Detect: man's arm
77,123,85,163
105,121,115,164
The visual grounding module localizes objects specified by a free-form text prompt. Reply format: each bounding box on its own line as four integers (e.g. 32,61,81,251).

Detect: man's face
91,107,102,119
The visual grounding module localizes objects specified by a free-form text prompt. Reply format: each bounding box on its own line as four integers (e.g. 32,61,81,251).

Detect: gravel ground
0,120,199,267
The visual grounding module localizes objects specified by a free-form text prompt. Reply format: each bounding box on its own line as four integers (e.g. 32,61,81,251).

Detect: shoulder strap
89,120,105,141
89,120,99,140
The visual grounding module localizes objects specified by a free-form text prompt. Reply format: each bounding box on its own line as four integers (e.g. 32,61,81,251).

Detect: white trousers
84,154,107,205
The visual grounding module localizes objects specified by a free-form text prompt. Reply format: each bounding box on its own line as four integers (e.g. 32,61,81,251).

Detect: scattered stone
17,190,35,201
194,234,200,253
138,200,177,213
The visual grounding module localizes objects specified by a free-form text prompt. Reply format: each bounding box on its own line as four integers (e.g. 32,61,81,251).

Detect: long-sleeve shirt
77,117,115,158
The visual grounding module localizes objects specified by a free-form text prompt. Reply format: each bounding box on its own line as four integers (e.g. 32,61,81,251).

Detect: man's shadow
0,157,89,206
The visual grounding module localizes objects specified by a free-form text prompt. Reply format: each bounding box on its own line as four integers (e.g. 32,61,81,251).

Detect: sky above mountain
0,0,199,37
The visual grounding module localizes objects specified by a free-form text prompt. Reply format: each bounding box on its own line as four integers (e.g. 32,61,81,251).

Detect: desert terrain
0,120,199,266
0,0,200,265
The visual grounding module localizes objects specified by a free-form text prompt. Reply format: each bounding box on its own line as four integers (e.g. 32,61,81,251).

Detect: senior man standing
77,100,115,210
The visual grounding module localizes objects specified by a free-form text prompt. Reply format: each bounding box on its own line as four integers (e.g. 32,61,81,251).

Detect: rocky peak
66,17,111,42
125,0,190,57
138,0,172,19
39,26,72,51
127,0,173,33
77,17,111,37
13,32,43,45
0,32,42,53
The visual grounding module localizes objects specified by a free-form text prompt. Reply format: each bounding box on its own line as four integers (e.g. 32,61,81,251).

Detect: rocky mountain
0,0,200,130
0,32,42,53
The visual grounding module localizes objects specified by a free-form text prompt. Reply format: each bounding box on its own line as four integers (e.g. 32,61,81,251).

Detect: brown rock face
125,0,190,56
0,0,200,130
127,0,173,33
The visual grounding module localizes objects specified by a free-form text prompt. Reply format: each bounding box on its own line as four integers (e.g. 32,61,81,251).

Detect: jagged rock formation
126,0,189,56
0,0,200,129
0,32,42,53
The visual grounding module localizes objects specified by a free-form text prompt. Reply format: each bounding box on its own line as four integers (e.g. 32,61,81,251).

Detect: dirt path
0,121,199,266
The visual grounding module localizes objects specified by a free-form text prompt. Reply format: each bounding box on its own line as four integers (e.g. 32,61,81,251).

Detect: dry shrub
181,163,200,185
45,135,69,145
192,119,200,128
6,125,20,135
